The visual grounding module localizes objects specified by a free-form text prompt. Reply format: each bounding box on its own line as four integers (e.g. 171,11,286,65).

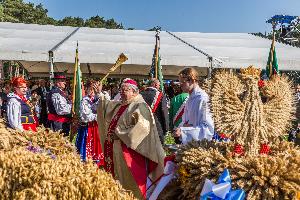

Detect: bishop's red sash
104,104,129,176
104,104,158,199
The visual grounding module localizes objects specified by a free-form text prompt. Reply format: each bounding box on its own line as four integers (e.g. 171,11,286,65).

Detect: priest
96,78,165,199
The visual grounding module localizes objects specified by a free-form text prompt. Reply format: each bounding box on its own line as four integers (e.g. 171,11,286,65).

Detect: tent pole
49,51,54,89
166,30,224,67
207,57,213,91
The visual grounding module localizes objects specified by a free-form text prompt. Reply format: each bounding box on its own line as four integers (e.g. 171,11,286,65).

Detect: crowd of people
2,66,300,199
0,67,216,199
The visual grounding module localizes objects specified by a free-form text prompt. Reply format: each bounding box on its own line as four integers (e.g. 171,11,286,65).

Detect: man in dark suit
141,78,169,144
34,79,50,127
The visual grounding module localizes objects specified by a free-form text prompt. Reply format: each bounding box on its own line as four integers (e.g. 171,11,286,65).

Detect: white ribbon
200,178,231,199
149,161,177,200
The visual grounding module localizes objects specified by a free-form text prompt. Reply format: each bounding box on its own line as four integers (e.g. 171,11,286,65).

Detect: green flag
266,45,279,78
72,44,83,117
157,55,164,92
74,64,82,117
70,43,82,142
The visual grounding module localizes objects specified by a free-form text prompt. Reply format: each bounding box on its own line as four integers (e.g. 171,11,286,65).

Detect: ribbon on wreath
149,161,177,200
213,132,231,142
200,169,245,200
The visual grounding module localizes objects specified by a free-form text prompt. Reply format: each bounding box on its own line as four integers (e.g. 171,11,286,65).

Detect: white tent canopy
0,22,299,78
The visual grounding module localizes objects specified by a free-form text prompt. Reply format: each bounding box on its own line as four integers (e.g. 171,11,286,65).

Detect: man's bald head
149,78,160,90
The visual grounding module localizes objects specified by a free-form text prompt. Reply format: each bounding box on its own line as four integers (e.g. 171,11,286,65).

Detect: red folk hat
11,77,27,87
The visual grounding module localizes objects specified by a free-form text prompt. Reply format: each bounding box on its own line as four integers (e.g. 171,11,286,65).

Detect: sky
25,0,300,33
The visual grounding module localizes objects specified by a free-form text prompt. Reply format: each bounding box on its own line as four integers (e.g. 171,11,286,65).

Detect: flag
266,31,279,78
72,42,83,117
150,32,164,92
157,55,164,92
150,54,155,78
266,46,279,78
70,42,82,142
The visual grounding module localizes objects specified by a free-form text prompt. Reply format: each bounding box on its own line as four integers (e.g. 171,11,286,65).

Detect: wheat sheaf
211,66,296,154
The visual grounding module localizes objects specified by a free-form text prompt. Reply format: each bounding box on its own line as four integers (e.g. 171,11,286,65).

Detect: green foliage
104,18,123,29
101,78,108,86
164,132,177,156
164,132,175,145
0,0,56,25
84,15,123,29
58,16,84,27
0,4,4,21
2,61,29,80
148,26,161,31
0,0,124,29
84,15,106,28
252,23,300,48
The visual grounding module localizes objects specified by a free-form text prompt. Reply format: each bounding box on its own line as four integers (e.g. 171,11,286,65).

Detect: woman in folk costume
7,77,37,132
96,78,165,199
76,80,105,167
174,68,214,143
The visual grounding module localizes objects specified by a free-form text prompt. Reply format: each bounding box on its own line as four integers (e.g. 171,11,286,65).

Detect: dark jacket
34,86,50,126
141,87,169,143
0,92,8,117
46,87,71,117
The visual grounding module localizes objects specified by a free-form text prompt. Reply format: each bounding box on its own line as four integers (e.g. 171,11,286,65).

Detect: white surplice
179,86,214,143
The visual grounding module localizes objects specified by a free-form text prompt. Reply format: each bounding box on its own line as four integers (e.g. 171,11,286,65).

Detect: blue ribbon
213,132,230,142
200,169,245,200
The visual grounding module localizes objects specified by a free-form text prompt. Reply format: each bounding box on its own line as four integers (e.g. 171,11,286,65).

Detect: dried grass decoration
211,66,295,154
0,119,136,200
176,140,300,200
173,66,300,200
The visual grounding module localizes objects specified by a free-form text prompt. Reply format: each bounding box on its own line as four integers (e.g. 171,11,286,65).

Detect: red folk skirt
22,123,37,132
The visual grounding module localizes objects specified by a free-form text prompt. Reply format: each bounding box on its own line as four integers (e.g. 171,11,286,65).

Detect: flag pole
155,31,159,79
70,41,80,142
72,42,79,116
269,22,276,77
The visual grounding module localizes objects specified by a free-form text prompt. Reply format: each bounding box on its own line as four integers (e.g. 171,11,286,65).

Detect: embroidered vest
7,96,35,124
